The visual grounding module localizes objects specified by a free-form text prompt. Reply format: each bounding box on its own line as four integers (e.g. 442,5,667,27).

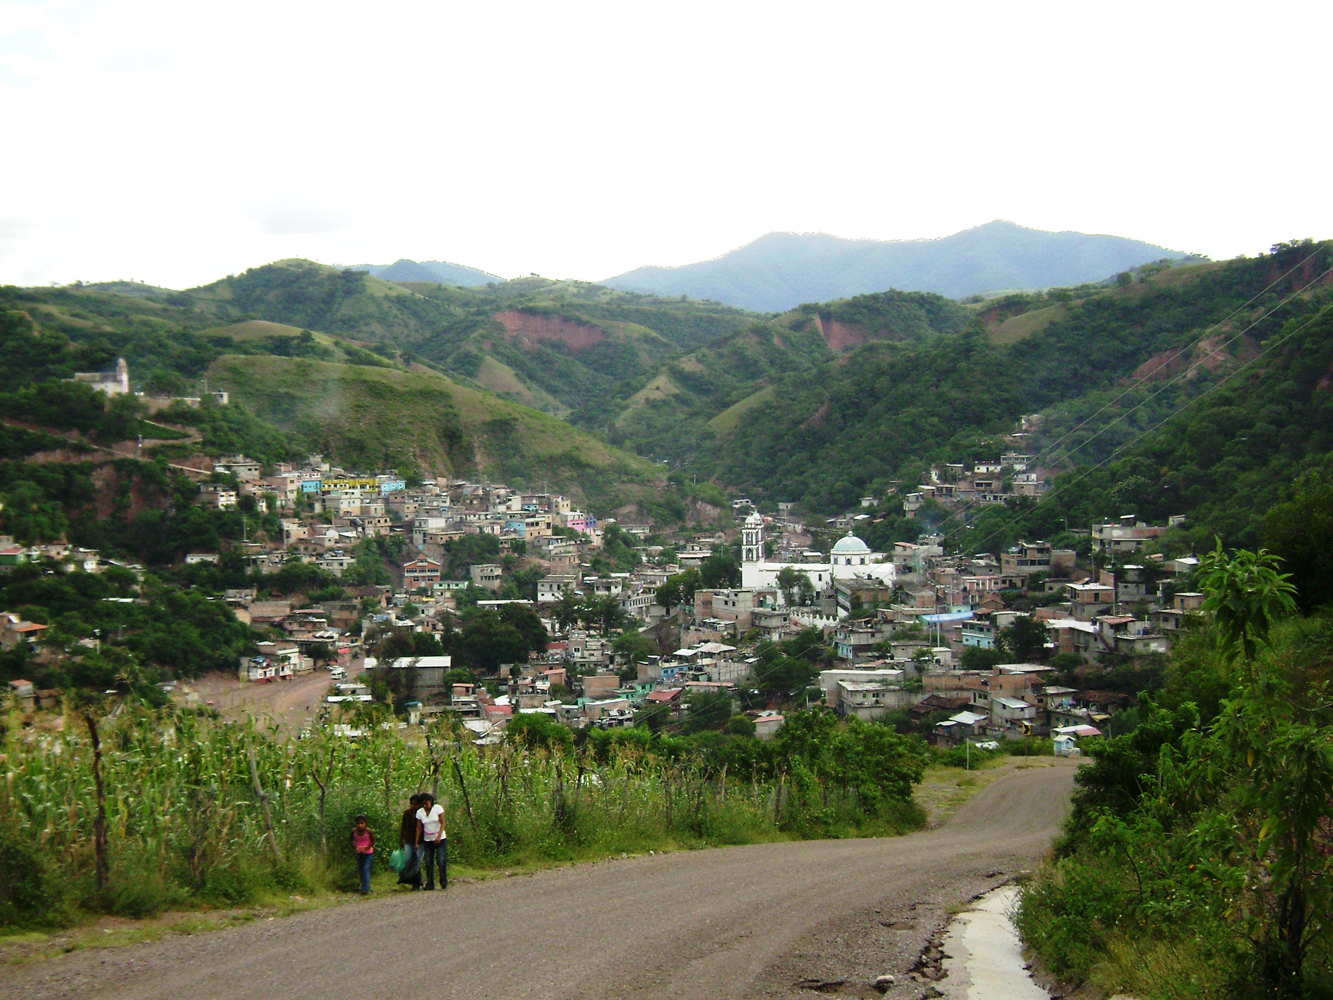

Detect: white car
329,667,347,680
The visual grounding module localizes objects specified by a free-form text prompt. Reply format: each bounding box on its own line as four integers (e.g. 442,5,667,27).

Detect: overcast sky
2,1,1329,289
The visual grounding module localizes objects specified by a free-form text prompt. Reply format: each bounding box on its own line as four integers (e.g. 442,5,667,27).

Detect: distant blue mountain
347,259,504,287
604,221,1191,312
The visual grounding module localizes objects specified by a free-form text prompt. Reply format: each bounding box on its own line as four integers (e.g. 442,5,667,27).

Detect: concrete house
470,563,503,591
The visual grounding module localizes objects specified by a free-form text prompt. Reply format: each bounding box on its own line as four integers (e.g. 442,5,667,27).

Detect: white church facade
739,512,896,605
71,358,129,397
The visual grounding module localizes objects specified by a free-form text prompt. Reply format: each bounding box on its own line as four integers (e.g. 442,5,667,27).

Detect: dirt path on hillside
0,760,1077,1000
190,661,366,730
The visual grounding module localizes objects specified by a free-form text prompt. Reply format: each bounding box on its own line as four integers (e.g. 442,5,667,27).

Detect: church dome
831,534,871,555
744,511,764,527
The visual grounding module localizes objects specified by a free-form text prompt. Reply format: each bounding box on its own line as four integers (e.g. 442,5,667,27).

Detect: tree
497,603,548,654
612,630,653,666
726,714,756,737
1198,544,1319,991
655,578,680,614
455,607,540,672
592,595,627,635
998,615,1049,662
683,690,733,733
1261,481,1333,614
553,588,581,632
700,547,742,588
776,566,814,607
506,712,573,753
960,645,1005,670
1197,541,1297,666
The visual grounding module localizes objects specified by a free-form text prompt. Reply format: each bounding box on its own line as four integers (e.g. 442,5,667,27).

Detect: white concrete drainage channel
933,886,1049,1000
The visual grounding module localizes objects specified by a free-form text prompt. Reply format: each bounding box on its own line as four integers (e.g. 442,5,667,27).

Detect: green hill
9,241,1333,552
180,260,755,422
596,288,972,463
681,243,1333,516
206,355,663,507
0,280,666,511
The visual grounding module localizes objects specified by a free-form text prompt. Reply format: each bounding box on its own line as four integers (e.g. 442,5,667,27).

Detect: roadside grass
0,847,775,965
1,708,924,958
0,892,335,965
915,757,1011,825
1018,865,1229,1000
916,756,1067,826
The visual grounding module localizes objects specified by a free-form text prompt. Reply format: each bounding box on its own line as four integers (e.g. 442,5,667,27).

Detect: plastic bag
397,847,421,885
388,846,408,873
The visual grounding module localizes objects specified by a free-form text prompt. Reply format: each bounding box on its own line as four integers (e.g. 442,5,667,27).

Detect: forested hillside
687,245,1333,521
956,281,1333,558
7,240,1333,559
181,260,755,420
0,285,674,573
206,354,662,510
597,289,972,464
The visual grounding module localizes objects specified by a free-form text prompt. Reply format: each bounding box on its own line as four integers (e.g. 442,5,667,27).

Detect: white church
739,511,896,604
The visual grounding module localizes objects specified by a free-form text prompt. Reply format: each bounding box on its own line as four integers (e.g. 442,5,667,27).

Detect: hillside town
0,440,1203,755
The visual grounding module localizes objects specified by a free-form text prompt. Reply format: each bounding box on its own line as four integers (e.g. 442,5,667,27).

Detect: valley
3,234,1333,1000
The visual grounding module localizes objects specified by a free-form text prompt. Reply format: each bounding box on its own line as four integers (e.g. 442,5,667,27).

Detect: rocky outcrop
814,315,871,352
494,311,605,352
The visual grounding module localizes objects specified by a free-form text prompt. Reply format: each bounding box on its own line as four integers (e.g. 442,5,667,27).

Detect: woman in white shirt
415,792,447,890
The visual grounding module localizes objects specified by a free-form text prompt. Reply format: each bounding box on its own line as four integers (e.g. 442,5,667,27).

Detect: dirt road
191,660,365,729
2,761,1076,1000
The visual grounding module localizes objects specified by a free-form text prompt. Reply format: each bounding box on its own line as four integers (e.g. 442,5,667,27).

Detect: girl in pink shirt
350,814,375,894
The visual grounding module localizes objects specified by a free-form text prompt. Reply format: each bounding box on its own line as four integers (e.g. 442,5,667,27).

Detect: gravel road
2,760,1076,1000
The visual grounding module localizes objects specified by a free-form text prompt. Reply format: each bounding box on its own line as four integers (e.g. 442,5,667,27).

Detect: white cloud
96,47,176,74
1,0,1331,288
244,200,354,237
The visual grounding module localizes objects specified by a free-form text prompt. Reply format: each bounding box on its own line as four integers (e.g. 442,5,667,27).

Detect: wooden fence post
248,744,283,864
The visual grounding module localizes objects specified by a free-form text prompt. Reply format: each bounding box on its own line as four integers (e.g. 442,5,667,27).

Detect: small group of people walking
348,792,448,895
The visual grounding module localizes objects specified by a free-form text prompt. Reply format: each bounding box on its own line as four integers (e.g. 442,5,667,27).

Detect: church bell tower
742,511,763,564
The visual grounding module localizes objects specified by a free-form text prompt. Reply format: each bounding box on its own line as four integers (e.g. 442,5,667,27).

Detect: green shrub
934,742,1004,768
0,832,64,928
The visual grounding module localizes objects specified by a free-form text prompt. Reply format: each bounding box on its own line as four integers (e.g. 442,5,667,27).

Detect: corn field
0,704,923,929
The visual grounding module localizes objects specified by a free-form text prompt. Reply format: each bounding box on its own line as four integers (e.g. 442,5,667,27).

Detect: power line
1012,244,1330,473
953,293,1333,558
927,244,1332,546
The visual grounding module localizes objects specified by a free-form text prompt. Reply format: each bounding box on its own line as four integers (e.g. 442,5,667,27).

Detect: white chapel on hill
739,511,896,602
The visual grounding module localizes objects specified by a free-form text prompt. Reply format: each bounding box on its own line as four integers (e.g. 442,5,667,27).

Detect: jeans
357,851,373,893
420,839,447,889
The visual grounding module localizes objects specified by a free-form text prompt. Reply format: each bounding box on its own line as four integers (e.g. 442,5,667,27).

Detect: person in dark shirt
397,793,423,889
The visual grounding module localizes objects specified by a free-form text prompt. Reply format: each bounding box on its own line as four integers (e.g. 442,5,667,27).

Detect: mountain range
603,221,1195,312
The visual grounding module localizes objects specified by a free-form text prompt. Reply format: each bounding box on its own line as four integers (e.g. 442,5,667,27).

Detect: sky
2,0,1330,289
